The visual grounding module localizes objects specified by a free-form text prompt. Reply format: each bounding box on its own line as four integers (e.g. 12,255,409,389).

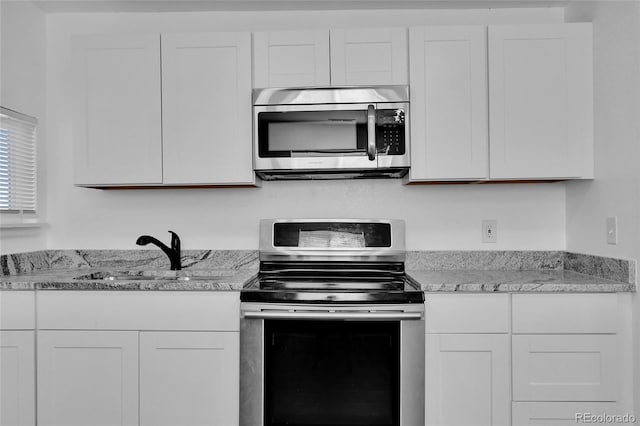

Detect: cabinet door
162,32,255,185
0,331,35,426
72,34,162,185
330,28,408,85
37,331,138,426
512,402,620,425
426,334,510,426
253,30,330,87
409,26,488,181
512,334,618,402
488,24,593,179
139,331,239,426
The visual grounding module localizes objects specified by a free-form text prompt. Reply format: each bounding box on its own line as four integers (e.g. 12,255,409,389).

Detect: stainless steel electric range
240,219,425,426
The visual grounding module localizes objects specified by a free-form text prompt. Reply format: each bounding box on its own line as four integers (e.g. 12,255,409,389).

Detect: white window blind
0,107,37,213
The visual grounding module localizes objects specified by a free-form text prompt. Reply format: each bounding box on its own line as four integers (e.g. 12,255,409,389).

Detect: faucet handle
168,230,180,250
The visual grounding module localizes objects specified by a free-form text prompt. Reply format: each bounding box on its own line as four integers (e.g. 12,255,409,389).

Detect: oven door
240,303,424,426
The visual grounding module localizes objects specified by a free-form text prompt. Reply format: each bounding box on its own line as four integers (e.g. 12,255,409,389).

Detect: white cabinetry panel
37,331,139,426
72,34,162,185
512,402,621,425
253,30,330,87
330,28,408,85
426,334,510,426
0,331,35,426
512,335,618,402
162,32,254,185
409,26,488,181
139,332,239,426
425,293,509,333
488,24,593,179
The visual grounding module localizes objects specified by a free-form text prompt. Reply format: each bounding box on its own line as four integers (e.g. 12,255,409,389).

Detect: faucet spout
136,231,182,270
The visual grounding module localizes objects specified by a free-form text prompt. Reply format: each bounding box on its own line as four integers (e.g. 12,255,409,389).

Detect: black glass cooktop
241,262,424,304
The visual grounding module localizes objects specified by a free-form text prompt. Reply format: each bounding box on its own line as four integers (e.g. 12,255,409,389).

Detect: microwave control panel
376,109,406,155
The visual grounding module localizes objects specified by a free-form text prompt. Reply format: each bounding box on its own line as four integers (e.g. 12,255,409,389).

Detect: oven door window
257,107,369,158
264,320,400,426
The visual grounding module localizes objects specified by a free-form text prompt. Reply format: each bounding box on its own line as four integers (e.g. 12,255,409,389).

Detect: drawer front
512,335,619,402
0,291,35,330
37,291,240,331
512,294,618,334
425,293,509,333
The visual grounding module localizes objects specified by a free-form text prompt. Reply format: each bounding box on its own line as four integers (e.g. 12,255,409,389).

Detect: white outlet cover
482,220,497,243
606,217,617,245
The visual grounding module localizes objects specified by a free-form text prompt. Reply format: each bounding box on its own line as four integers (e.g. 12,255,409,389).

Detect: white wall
0,0,47,254
565,0,640,418
44,7,568,251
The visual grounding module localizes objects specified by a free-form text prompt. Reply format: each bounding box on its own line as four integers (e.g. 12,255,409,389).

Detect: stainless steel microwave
253,86,410,180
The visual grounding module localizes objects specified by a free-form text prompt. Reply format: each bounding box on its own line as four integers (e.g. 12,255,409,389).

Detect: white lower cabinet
512,402,621,426
37,331,139,426
139,331,239,426
35,291,240,426
0,331,36,426
426,333,510,426
425,294,510,426
1,291,36,426
512,334,618,402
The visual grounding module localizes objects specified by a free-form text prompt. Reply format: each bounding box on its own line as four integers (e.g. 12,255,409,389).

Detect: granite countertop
0,268,257,291
407,269,634,292
0,249,635,292
1,267,633,292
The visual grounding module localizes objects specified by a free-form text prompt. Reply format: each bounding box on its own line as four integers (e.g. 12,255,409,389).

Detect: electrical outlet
482,220,497,243
606,216,617,245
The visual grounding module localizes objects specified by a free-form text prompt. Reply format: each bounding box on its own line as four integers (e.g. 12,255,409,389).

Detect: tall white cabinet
488,24,594,179
73,32,257,187
409,26,489,181
161,32,253,185
253,28,408,87
72,34,162,186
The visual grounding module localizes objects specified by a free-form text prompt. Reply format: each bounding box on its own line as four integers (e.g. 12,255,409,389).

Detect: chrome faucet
136,231,182,270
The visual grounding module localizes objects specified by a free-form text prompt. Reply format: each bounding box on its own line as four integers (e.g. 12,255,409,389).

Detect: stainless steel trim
367,104,376,161
253,85,409,105
243,311,422,321
258,218,406,262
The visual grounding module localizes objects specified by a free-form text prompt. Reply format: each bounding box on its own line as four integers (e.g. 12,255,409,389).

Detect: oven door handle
243,311,422,321
367,104,376,161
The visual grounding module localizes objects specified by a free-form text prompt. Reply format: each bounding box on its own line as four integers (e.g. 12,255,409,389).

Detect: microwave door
254,103,379,171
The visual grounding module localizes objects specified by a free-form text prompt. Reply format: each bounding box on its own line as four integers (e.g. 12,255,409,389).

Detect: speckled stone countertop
0,268,257,291
0,249,635,292
407,269,634,292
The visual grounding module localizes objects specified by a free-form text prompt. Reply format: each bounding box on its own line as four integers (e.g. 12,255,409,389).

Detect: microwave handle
367,104,376,161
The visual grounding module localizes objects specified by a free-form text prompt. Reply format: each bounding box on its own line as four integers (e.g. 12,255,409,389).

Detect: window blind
0,107,37,213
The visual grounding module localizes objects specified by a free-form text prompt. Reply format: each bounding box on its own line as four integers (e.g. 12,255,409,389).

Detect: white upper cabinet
253,28,408,87
73,32,256,187
253,30,330,87
408,26,488,181
72,34,162,186
162,32,254,185
330,28,408,85
489,23,594,179
408,23,593,182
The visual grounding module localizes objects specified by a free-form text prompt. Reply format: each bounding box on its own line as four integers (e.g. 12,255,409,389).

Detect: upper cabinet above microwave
253,28,408,88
